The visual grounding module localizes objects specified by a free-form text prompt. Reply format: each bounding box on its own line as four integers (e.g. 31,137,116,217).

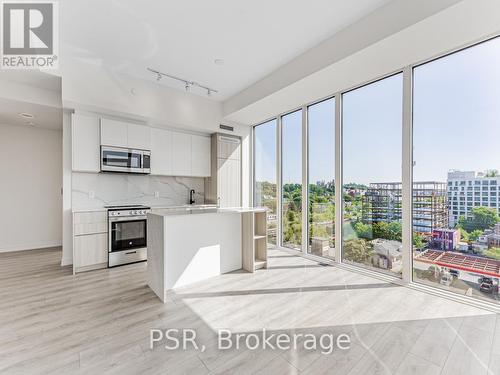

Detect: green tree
469,229,483,242
343,238,373,263
386,222,402,241
459,228,470,242
413,232,424,249
458,207,499,232
371,221,402,241
353,222,372,240
486,169,499,177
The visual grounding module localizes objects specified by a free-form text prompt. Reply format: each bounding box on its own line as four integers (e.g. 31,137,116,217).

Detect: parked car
479,278,494,294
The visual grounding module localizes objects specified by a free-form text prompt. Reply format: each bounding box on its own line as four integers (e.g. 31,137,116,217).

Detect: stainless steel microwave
101,146,151,174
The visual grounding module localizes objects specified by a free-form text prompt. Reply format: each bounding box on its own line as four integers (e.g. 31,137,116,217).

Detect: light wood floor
0,247,499,375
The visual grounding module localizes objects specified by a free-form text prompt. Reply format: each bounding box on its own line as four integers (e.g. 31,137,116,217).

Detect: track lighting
147,67,218,97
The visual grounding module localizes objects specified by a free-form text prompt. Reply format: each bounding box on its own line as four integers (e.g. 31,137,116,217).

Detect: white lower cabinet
73,211,108,273
74,233,108,271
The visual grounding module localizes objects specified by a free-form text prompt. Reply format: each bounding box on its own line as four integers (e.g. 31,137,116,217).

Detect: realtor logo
1,0,58,69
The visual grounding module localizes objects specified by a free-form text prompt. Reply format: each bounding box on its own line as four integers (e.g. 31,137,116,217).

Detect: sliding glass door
307,98,335,259
342,74,403,277
281,110,303,250
254,119,278,247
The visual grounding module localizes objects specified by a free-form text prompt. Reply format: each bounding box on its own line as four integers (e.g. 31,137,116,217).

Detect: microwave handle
142,154,151,169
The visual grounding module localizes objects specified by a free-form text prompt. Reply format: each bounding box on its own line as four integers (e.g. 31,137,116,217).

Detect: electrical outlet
154,191,160,198
89,191,95,199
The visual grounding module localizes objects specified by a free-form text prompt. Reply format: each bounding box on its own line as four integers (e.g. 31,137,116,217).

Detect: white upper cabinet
78,115,212,177
100,119,150,150
150,128,172,176
191,135,211,177
127,123,150,150
171,132,192,176
72,113,100,172
100,118,128,148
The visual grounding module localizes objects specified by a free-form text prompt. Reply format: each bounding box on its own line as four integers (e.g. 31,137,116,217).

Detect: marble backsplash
72,172,205,209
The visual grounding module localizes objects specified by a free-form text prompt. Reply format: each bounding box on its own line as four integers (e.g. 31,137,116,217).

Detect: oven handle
125,251,137,255
109,216,148,222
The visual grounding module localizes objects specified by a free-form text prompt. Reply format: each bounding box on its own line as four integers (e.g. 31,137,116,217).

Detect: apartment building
447,170,500,226
362,182,448,233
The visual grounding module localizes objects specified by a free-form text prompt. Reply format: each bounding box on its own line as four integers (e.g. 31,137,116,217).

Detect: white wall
61,111,72,265
0,124,62,252
59,58,226,134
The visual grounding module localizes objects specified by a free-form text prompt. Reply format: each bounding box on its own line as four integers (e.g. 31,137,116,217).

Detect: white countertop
72,204,217,213
149,206,267,217
72,207,108,213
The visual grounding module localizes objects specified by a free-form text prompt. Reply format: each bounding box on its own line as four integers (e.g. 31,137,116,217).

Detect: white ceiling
61,0,393,100
0,98,62,131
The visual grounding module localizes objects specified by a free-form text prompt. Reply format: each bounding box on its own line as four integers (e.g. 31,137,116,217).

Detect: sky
254,36,500,186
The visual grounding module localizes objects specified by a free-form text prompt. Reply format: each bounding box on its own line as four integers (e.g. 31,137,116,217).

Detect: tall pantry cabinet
205,133,242,208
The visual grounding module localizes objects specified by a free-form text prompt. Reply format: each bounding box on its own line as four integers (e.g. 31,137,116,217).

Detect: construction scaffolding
362,181,448,234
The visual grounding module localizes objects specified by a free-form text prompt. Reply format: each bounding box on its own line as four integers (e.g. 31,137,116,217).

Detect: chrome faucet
189,189,195,205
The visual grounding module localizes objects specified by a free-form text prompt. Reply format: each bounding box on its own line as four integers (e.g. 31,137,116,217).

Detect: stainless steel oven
101,146,151,174
107,205,150,267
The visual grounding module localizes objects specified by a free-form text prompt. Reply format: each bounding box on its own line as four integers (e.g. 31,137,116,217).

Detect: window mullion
402,66,413,283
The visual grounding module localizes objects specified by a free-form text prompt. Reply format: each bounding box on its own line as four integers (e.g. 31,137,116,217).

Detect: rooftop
415,249,500,277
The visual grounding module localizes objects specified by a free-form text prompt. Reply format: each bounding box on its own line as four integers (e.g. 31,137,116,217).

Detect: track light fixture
147,67,218,97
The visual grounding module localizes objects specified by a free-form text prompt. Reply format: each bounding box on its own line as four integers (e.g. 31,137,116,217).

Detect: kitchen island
147,207,267,302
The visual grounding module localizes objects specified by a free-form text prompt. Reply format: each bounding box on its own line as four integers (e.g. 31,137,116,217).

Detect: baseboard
61,256,73,266
0,241,62,253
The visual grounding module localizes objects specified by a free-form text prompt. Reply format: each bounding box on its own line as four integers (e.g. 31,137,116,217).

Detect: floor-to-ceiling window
307,98,335,259
251,35,500,307
254,119,278,246
342,74,403,277
281,110,303,250
413,36,500,304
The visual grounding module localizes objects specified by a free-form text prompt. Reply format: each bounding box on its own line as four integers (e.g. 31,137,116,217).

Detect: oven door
109,217,147,253
101,146,147,174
